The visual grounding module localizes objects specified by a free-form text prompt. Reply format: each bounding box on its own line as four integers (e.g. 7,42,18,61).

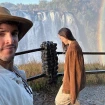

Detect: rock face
10,10,86,64
8,9,100,65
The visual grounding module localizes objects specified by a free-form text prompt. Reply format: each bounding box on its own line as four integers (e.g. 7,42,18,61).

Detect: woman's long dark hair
58,27,76,51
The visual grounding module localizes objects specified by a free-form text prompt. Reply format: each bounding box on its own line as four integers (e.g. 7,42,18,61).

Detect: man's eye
12,32,19,36
0,32,5,36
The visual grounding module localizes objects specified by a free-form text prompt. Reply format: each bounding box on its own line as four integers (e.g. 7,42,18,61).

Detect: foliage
18,61,105,92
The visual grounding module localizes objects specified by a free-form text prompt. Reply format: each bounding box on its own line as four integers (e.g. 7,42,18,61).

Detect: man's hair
0,21,20,34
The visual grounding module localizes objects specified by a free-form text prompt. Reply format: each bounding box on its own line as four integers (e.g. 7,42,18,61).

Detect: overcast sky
0,0,52,4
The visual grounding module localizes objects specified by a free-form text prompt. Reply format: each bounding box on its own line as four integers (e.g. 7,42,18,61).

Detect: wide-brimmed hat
0,6,33,41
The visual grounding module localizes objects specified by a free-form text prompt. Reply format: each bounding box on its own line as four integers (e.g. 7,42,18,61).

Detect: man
0,6,33,105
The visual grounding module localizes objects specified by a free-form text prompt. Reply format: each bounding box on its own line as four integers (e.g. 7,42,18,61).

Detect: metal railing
57,52,105,55
14,47,105,82
15,48,44,56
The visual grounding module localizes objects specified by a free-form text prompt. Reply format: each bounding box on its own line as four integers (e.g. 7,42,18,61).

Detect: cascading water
10,10,86,65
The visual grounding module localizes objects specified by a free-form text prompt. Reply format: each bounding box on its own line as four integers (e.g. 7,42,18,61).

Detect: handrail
27,73,46,82
57,52,105,55
15,49,105,56
27,70,105,81
15,48,44,56
57,69,105,77
14,47,105,82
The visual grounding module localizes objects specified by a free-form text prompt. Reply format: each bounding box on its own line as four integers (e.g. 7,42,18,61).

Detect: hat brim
0,15,33,41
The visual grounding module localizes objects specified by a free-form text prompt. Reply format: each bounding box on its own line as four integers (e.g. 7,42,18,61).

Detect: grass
18,61,105,93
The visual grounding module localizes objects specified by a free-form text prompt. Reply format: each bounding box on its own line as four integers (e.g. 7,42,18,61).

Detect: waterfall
10,10,86,65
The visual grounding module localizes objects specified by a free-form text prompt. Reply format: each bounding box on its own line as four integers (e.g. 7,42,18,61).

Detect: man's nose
6,33,14,44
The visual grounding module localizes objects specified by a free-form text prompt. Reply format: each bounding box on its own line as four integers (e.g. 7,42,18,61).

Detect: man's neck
0,59,14,71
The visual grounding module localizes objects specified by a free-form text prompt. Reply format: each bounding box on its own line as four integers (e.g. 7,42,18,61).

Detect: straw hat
0,6,33,41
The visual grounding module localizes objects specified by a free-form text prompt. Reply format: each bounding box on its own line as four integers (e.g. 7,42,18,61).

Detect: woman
55,28,86,105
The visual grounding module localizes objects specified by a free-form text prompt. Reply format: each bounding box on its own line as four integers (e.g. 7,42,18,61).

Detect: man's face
0,23,19,61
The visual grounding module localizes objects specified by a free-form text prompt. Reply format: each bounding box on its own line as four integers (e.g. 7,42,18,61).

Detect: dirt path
33,85,105,105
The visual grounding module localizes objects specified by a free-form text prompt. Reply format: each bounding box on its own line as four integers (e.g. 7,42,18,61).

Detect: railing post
40,41,58,84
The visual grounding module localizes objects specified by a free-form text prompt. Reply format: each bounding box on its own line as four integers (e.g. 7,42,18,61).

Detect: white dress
0,65,33,105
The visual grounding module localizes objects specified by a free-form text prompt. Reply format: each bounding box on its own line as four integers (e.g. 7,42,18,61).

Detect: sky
0,0,52,4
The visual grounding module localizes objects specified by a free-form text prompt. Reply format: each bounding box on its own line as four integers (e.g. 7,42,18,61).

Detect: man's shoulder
14,66,27,80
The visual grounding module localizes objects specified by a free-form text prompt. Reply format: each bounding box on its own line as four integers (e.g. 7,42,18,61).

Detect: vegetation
18,61,105,93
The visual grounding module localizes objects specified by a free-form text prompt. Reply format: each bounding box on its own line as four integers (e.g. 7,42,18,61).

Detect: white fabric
0,65,33,105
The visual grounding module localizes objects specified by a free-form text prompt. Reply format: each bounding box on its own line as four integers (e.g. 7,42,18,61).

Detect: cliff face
0,1,101,64
11,10,87,64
